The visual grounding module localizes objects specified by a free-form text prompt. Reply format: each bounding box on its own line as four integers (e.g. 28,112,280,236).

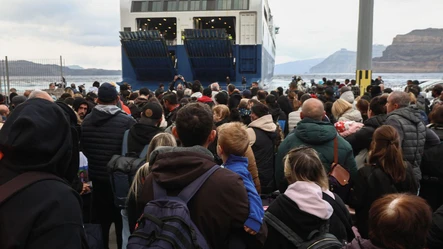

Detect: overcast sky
1,0,442,69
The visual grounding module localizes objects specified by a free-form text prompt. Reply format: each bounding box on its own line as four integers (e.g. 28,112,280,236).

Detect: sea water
3,73,443,93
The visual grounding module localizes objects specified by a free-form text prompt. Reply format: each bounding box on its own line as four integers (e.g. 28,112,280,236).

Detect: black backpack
264,212,343,249
107,129,149,208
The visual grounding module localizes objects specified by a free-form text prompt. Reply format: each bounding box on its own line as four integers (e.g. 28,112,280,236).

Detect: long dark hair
368,125,406,183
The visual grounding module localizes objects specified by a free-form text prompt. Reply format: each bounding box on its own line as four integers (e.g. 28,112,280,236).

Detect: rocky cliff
373,28,443,73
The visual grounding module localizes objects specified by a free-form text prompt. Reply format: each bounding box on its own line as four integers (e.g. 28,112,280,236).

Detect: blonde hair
128,133,177,202
284,147,329,190
212,105,230,122
217,122,249,156
332,98,353,119
146,133,177,161
238,98,249,109
408,92,417,105
64,88,74,97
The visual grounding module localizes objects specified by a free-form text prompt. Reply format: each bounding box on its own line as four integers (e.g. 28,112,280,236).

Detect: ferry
119,0,277,89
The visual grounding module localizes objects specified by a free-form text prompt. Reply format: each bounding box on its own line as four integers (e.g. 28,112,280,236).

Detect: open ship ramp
183,29,235,81
120,31,175,81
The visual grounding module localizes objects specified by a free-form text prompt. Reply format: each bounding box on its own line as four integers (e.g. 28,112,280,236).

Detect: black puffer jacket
385,107,427,181
345,114,386,156
81,105,136,181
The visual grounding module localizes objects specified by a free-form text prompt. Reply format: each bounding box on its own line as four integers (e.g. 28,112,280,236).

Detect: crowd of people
0,76,443,249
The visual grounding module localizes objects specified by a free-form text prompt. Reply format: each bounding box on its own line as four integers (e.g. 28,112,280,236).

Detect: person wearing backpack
264,147,352,249
81,83,136,249
0,97,88,249
129,103,267,249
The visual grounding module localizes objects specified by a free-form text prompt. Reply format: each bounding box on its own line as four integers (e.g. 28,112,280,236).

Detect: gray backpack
264,212,343,249
128,165,219,249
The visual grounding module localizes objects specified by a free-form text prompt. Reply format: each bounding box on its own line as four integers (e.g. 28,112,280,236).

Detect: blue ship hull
120,41,274,90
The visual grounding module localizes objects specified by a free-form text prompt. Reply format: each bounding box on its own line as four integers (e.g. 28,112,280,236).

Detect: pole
356,0,374,96
5,56,10,95
60,55,63,87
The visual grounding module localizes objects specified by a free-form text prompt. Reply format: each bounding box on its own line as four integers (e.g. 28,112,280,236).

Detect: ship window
124,27,131,32
206,0,216,10
132,1,142,12
166,0,177,11
190,1,200,11
178,0,188,11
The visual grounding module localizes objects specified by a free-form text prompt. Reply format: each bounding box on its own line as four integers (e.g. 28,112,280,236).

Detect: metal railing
0,56,65,95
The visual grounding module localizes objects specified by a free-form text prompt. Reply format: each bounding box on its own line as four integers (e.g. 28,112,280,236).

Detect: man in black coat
81,83,136,249
0,98,87,249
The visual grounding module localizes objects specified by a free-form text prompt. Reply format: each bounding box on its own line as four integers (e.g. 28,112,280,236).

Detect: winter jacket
428,123,443,141
0,98,87,249
263,181,349,249
165,105,180,127
427,204,443,249
345,114,387,156
338,109,363,123
420,142,443,211
340,91,355,104
247,114,277,194
127,123,161,156
343,237,383,249
287,110,302,133
277,95,293,117
275,118,357,192
223,154,264,233
81,105,136,181
385,106,440,181
269,105,287,124
350,163,418,238
132,146,267,249
197,95,214,108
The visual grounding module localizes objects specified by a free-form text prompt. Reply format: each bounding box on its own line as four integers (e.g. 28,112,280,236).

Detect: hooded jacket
275,118,357,193
385,106,440,181
127,122,161,156
0,99,87,249
132,146,267,249
263,182,335,249
247,114,277,193
338,109,363,123
340,91,355,104
73,97,89,115
350,163,417,238
81,105,136,181
345,114,387,156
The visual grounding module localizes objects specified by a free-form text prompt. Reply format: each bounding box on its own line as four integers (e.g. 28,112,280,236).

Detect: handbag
328,137,351,202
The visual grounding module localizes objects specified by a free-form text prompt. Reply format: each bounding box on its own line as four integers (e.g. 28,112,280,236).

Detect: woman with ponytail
350,125,418,239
